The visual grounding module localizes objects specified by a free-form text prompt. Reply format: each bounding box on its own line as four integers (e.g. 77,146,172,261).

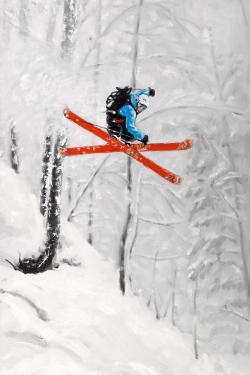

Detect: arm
118,104,144,140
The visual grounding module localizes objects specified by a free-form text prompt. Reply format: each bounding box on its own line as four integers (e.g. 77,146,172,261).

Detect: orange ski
63,109,192,184
61,140,192,156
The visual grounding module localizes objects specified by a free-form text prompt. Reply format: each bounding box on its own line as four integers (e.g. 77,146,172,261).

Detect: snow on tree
40,133,53,216
186,125,248,355
61,0,78,60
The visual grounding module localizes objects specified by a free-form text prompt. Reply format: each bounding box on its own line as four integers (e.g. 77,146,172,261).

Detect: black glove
149,87,155,97
141,135,149,145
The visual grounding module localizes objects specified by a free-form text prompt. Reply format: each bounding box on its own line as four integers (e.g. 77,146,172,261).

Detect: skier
106,86,155,144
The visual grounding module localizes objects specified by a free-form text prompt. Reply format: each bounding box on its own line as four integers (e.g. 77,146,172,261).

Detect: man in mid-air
106,86,155,144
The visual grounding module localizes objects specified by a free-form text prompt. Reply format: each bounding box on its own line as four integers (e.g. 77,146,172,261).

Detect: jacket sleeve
118,104,144,140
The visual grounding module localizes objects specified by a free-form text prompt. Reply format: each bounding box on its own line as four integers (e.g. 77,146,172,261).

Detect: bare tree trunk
192,278,199,359
47,0,61,42
10,124,19,174
40,134,53,216
171,266,177,326
1,1,11,43
87,188,94,245
66,177,73,204
131,0,143,87
19,0,29,36
118,0,143,295
86,0,102,245
119,158,132,295
146,249,161,318
18,133,66,274
44,132,66,264
239,0,249,27
128,173,142,288
93,0,102,104
238,0,250,113
153,250,161,320
61,0,78,60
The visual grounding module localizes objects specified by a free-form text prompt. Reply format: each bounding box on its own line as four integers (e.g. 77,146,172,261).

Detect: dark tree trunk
66,177,73,204
10,125,20,174
18,133,66,274
19,0,29,36
61,0,78,60
119,157,132,295
43,133,66,267
40,134,53,216
118,0,143,295
87,188,94,245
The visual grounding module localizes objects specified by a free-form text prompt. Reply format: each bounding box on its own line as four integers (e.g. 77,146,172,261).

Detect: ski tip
168,175,181,184
63,108,70,118
59,148,66,156
181,139,193,149
176,176,182,184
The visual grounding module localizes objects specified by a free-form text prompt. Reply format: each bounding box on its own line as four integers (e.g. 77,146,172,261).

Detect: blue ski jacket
118,88,151,140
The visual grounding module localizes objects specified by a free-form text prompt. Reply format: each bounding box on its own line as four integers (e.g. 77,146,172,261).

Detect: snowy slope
0,252,248,375
0,164,249,375
0,161,43,263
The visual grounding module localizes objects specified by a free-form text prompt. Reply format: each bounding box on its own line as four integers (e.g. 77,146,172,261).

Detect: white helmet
137,94,149,113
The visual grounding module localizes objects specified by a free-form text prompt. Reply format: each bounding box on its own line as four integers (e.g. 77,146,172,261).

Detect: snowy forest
1,0,250,374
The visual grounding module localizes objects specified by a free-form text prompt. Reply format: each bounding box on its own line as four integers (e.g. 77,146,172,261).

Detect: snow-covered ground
0,162,249,375
0,161,43,262
1,263,248,375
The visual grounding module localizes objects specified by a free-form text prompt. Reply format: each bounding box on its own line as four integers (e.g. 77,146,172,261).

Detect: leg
107,123,123,139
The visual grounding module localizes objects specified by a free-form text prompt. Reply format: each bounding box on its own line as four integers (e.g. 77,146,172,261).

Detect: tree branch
67,155,109,221
223,305,250,322
139,217,181,227
131,253,187,261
